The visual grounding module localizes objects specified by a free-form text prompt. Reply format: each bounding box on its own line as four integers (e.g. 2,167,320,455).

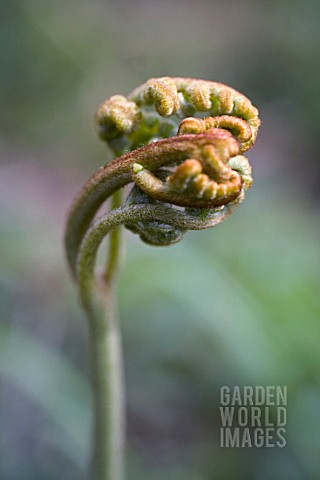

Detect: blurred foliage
1,0,320,479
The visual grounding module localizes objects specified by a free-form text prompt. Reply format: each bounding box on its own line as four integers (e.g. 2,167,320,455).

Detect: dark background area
1,1,320,479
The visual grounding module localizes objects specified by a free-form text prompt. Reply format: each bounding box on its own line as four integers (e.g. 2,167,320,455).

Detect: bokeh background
1,1,320,479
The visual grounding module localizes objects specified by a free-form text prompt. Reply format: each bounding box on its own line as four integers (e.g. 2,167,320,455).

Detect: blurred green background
1,1,320,479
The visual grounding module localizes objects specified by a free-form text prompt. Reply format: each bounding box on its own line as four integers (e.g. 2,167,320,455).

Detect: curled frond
95,77,260,155
65,77,260,312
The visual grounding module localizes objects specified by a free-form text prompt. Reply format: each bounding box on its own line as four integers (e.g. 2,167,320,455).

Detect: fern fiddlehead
65,77,260,480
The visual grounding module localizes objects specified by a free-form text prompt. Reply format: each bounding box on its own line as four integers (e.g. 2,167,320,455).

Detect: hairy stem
88,192,125,480
77,200,241,480
77,203,242,314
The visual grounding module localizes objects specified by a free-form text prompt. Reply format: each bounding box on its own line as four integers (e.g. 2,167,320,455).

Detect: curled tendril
65,77,260,314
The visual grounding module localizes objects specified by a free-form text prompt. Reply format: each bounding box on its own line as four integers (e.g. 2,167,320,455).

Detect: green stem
104,190,122,284
89,192,125,480
89,285,125,480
